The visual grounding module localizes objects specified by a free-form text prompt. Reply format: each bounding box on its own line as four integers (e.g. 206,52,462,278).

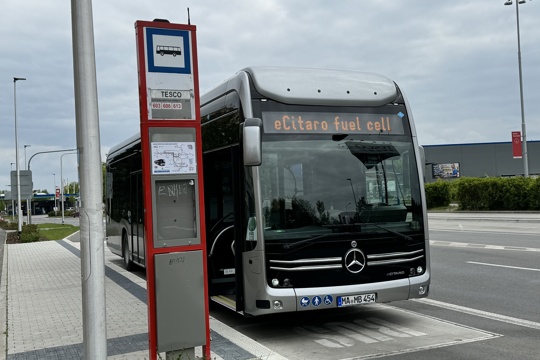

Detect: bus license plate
337,293,376,307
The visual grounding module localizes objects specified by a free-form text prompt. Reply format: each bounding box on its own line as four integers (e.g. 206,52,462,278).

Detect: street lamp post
14,77,26,233
505,0,529,177
24,144,32,223
9,163,15,219
24,145,31,170
61,152,77,224
346,178,358,211
52,173,57,214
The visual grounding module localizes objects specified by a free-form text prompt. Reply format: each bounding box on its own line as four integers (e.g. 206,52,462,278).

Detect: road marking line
210,317,288,360
341,305,500,359
341,334,500,360
467,261,540,272
413,298,540,330
430,228,539,235
430,240,540,252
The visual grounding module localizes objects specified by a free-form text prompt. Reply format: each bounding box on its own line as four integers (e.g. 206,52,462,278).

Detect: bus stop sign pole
135,19,210,359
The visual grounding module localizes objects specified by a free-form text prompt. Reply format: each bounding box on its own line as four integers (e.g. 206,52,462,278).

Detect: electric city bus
201,67,430,316
105,66,430,317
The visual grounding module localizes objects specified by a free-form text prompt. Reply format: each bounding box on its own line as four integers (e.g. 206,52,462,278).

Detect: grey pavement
0,228,285,360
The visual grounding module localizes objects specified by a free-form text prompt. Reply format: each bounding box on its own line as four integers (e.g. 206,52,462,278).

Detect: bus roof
201,66,399,107
107,132,140,161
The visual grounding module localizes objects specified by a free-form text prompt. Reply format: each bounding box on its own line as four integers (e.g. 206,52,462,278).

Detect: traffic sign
10,170,33,199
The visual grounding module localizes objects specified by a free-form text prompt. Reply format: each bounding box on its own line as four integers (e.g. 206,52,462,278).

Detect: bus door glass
130,171,144,264
204,149,238,294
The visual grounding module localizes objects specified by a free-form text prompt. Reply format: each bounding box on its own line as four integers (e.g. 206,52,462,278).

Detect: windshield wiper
282,233,334,251
282,223,414,251
363,223,413,243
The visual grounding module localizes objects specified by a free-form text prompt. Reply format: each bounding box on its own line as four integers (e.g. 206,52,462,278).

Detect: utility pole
13,77,26,233
71,0,107,358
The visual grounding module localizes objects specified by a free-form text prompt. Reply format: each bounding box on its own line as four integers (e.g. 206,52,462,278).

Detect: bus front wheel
123,234,134,271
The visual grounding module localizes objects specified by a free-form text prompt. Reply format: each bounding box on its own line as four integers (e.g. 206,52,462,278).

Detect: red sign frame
135,20,210,359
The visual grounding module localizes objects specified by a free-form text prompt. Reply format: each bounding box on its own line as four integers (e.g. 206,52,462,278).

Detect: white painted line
341,334,499,360
430,228,539,235
413,298,540,331
467,261,540,272
210,317,288,360
341,304,500,360
429,240,540,252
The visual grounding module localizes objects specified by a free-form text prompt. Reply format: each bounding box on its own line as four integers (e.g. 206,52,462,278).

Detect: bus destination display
262,112,405,135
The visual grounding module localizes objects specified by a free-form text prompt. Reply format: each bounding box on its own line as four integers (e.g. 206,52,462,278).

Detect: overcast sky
1,0,539,192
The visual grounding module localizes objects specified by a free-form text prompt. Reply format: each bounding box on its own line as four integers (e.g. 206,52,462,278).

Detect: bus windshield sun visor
345,142,400,169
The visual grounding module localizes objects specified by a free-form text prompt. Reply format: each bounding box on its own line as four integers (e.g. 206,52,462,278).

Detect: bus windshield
260,134,423,241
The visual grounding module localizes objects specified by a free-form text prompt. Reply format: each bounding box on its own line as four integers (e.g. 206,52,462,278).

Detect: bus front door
130,171,145,266
205,147,244,312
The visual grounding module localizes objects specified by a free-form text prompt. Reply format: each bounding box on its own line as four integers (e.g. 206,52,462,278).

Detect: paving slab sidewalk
0,232,285,360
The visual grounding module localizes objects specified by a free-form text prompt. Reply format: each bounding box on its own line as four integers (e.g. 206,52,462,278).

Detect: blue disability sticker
323,295,333,305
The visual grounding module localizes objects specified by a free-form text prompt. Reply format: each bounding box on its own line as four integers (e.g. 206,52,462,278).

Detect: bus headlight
273,300,283,309
419,286,428,295
416,266,423,274
272,278,279,287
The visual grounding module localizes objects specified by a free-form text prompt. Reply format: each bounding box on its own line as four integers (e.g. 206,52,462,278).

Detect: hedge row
425,177,540,211
0,220,43,242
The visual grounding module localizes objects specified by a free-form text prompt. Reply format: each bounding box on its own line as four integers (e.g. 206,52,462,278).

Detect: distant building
423,140,540,183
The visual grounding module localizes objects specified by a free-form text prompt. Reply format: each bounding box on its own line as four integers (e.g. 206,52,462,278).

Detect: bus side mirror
243,118,262,166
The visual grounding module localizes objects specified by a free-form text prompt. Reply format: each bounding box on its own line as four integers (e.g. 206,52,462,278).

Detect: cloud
1,0,539,191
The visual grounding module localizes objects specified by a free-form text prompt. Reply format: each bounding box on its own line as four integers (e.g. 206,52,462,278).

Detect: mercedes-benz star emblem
344,248,366,274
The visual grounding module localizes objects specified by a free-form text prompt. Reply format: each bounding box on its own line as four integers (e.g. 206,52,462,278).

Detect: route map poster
151,141,196,174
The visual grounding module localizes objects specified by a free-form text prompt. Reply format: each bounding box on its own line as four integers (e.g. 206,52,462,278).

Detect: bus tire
123,233,134,271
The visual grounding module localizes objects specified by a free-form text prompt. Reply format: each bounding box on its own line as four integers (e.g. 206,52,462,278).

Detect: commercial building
422,140,540,183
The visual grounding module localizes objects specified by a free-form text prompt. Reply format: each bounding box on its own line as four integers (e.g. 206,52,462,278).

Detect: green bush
425,180,451,209
527,177,540,210
448,180,460,203
455,178,483,210
0,219,20,230
46,210,75,217
19,223,43,243
454,177,535,211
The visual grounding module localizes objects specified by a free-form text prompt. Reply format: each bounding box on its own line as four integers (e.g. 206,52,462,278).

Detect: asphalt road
210,215,540,360
27,213,80,226
3,212,537,359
